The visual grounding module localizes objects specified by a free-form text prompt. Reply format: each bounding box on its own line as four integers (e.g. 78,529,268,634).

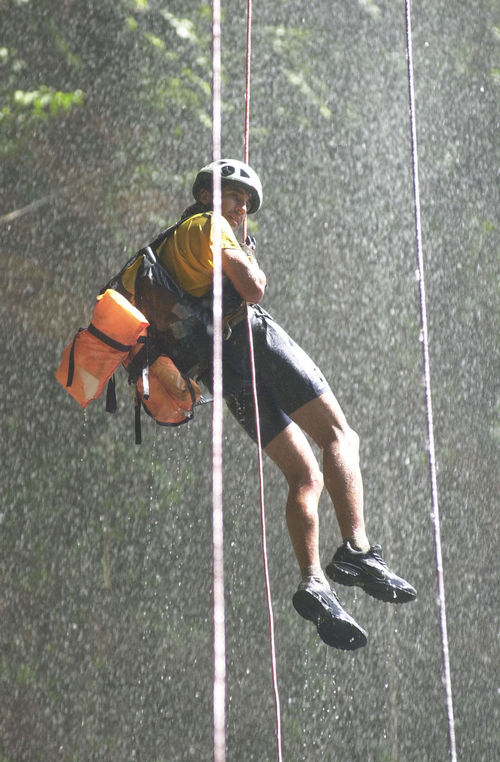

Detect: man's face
220,184,251,231
198,183,252,231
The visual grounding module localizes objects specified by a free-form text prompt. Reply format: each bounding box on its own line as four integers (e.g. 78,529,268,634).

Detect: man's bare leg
264,422,324,576
264,420,368,650
290,390,370,551
290,390,417,604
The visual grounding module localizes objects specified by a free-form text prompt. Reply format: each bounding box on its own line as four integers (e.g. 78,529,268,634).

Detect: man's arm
221,247,266,303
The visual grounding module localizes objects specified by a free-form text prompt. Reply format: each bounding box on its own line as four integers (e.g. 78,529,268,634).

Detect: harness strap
223,305,247,340
125,335,161,386
64,325,124,415
134,390,142,444
87,322,134,352
105,375,117,413
66,328,84,387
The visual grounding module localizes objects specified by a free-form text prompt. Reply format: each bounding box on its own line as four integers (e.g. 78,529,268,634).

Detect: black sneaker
292,577,367,651
326,541,417,604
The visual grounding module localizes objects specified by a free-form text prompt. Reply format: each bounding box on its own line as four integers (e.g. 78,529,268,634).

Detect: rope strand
211,1,226,760
245,307,283,761
404,3,457,761
243,0,252,164
243,2,283,759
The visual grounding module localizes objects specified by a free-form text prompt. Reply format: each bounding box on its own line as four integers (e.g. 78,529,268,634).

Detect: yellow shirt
157,212,241,297
120,212,241,301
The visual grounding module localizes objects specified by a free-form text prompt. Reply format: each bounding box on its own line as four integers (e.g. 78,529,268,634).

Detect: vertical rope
243,0,252,168
242,0,252,245
404,3,457,761
242,2,282,760
246,314,283,762
211,1,226,760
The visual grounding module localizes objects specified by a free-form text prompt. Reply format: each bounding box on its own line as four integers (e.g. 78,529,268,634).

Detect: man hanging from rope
115,159,416,651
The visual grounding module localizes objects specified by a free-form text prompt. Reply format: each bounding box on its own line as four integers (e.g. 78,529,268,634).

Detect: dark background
1,0,499,759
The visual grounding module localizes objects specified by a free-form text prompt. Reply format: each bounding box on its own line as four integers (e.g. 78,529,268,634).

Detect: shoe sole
325,562,417,604
293,588,367,651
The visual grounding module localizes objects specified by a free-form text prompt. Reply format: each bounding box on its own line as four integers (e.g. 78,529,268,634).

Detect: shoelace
368,545,388,567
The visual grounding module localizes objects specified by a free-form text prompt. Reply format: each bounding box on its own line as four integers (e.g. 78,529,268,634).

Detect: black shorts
201,306,330,448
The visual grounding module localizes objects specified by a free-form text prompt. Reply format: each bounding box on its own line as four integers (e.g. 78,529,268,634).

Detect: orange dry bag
56,289,149,409
136,355,201,426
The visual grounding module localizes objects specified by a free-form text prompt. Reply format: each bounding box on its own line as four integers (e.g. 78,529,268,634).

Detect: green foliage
0,0,331,204
12,86,85,119
0,0,214,202
1,45,84,155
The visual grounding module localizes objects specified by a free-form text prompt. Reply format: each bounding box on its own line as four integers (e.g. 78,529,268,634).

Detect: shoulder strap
138,221,178,258
101,203,210,297
100,222,178,297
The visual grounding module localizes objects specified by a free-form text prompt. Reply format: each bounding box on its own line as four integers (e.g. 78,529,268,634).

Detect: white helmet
192,159,263,214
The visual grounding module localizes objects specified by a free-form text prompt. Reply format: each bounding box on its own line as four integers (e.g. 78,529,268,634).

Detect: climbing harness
404,2,457,761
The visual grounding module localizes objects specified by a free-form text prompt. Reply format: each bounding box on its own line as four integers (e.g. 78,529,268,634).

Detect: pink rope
211,1,226,760
242,0,251,242
243,2,283,759
243,0,252,164
404,2,457,760
245,307,283,762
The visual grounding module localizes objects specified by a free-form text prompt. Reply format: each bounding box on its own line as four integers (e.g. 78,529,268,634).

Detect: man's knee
274,452,324,497
289,464,324,498
307,466,324,496
265,421,324,495
323,423,360,464
322,418,358,445
345,425,360,454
